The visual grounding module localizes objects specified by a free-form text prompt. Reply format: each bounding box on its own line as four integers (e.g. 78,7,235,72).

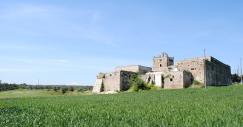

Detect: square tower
153,52,174,72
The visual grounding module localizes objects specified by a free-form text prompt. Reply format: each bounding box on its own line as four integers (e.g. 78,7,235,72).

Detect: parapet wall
115,65,152,74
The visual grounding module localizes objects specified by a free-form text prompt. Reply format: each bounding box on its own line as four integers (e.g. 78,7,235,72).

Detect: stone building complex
92,52,231,93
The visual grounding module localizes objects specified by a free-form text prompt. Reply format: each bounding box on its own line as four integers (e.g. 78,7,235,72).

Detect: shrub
69,87,74,92
0,83,19,91
193,80,201,85
232,74,242,83
78,88,85,92
191,80,204,88
129,74,152,92
61,88,68,94
53,87,60,92
148,84,159,90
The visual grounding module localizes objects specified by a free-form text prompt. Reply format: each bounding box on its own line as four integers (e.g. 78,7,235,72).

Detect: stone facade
92,70,137,93
92,52,232,93
144,71,192,89
205,57,231,85
176,56,231,86
115,65,152,74
153,52,174,72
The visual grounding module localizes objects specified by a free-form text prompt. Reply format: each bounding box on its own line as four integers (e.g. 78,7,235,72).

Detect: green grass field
1,85,243,127
0,89,92,99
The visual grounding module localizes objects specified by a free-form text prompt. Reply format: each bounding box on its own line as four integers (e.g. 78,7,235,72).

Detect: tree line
232,74,243,83
0,82,93,93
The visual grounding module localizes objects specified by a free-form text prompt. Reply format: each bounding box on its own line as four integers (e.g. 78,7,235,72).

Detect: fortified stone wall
103,72,121,92
94,70,137,93
92,79,103,93
93,53,232,93
163,71,192,89
205,57,231,86
176,56,231,86
144,71,192,89
176,58,205,84
115,65,152,74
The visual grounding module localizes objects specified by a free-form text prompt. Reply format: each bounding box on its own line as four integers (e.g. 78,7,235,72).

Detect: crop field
0,89,91,99
0,85,243,127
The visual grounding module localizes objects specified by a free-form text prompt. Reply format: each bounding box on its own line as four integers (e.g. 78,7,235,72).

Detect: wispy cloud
0,3,115,45
0,42,39,51
0,4,50,19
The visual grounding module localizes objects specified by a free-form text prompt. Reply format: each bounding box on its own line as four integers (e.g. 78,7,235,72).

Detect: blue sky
0,0,242,85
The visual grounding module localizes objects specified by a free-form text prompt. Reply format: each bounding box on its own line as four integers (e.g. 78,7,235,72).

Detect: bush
191,80,204,88
69,87,74,92
148,84,159,90
232,74,242,83
129,74,153,92
61,88,68,94
53,87,60,92
193,80,201,85
0,83,19,91
78,88,85,92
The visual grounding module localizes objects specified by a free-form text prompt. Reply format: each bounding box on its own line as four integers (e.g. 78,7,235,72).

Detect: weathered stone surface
115,65,152,74
92,79,103,93
176,56,231,86
144,71,192,89
93,70,137,93
102,71,120,92
153,52,174,72
163,71,192,89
